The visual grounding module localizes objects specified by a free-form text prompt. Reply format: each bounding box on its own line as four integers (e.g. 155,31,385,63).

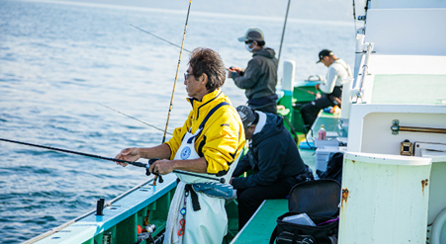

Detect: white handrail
355,43,374,101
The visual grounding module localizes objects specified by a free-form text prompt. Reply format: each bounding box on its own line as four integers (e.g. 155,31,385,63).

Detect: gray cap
238,27,264,42
236,105,256,129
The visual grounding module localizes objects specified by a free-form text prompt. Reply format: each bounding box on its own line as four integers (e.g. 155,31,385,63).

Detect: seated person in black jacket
231,105,313,230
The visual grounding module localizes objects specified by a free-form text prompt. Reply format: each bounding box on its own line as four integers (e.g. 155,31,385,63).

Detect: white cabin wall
347,104,446,153
364,9,446,56
361,112,446,154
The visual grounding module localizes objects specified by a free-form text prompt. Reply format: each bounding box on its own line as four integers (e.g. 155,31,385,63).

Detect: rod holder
96,198,105,216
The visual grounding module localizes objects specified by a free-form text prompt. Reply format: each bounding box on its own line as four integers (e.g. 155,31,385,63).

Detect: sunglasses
244,40,254,45
184,72,193,80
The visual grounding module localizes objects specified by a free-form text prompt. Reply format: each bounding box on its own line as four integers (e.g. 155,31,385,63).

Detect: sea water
0,0,356,242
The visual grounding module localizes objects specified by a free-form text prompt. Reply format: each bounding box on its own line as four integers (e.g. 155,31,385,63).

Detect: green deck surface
231,149,316,243
230,199,288,243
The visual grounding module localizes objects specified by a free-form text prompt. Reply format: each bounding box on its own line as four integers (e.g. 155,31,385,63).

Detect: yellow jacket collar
187,89,221,107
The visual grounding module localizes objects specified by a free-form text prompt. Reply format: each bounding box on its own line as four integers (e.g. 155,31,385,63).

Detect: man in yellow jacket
115,47,245,244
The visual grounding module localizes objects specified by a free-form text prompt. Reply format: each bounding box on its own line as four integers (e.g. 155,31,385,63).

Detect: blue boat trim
32,174,178,244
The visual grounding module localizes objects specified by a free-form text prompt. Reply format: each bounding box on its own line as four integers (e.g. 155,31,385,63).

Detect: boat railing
354,42,374,103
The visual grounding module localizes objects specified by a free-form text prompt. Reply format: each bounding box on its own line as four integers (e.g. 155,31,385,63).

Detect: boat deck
230,199,287,243
26,148,317,244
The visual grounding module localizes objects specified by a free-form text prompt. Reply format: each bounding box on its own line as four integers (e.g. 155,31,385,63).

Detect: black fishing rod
352,0,357,36
277,0,291,66
0,138,225,183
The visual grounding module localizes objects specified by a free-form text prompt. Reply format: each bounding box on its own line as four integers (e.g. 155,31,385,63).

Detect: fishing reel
146,158,164,183
134,224,164,244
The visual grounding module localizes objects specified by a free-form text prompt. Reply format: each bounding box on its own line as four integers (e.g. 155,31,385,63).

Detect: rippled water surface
0,0,356,242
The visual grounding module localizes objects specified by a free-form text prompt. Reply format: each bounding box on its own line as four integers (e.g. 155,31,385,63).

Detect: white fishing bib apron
163,104,240,244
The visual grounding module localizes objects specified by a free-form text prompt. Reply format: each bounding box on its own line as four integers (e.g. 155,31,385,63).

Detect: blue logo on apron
181,146,191,159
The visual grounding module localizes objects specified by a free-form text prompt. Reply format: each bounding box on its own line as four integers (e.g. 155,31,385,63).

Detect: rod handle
148,158,163,183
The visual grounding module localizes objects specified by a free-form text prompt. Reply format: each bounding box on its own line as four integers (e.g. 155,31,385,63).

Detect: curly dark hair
188,48,226,92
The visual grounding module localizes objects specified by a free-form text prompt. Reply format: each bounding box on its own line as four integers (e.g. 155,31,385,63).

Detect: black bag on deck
270,180,341,244
316,152,344,184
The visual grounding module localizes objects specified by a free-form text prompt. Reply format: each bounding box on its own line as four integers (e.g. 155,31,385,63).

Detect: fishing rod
98,103,173,135
352,0,357,36
296,87,317,96
154,0,193,185
162,0,191,144
0,138,225,183
277,0,291,66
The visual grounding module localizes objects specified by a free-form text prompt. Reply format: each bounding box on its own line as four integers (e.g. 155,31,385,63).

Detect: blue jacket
231,112,307,189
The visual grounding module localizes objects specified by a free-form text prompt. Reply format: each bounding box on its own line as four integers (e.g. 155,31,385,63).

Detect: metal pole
400,126,446,134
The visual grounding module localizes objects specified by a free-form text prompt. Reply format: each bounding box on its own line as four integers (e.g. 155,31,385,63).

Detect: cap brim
237,36,246,42
316,60,322,64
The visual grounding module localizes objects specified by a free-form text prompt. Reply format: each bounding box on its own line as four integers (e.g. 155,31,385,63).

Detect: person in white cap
300,49,352,128
228,27,279,114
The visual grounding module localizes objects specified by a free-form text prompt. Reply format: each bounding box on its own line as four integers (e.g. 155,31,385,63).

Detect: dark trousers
248,94,278,114
236,179,292,230
249,102,277,114
300,95,335,128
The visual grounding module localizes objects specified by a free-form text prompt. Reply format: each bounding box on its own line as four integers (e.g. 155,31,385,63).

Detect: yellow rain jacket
165,89,245,176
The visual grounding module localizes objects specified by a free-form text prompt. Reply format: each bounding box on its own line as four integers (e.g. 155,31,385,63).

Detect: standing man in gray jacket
228,27,279,114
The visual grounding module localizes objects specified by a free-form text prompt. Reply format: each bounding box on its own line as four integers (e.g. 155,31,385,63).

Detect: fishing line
0,138,225,183
98,103,173,135
127,23,192,53
277,0,291,67
126,20,244,68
